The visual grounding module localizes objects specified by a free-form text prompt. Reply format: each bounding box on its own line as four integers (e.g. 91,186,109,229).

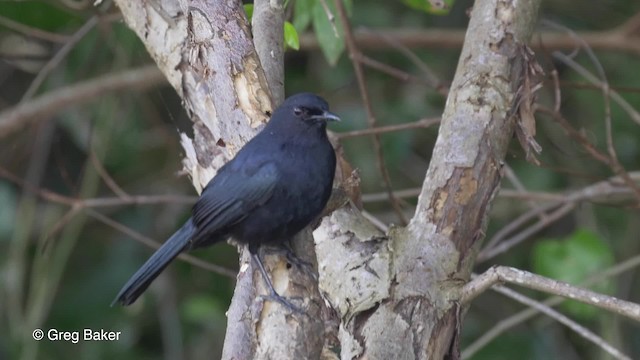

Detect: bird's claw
263,245,318,281
259,293,305,314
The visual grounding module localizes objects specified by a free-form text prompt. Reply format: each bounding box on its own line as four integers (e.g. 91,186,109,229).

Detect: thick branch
114,1,326,359
316,2,542,360
402,0,540,357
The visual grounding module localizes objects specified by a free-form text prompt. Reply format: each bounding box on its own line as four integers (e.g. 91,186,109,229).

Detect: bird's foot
262,244,318,281
259,292,305,314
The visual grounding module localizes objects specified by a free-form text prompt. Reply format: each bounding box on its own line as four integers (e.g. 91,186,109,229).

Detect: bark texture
114,1,327,359
115,0,541,358
314,0,541,358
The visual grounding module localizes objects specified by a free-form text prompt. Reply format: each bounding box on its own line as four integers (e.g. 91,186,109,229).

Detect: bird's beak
319,110,341,122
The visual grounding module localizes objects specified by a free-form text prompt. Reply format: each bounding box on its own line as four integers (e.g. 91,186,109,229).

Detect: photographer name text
32,328,121,343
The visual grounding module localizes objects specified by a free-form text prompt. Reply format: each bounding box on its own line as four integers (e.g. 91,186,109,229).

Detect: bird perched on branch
113,93,339,308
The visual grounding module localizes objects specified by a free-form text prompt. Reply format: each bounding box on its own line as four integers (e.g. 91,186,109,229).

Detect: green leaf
284,21,300,50
243,4,254,19
402,0,455,15
532,229,615,321
293,0,315,32
312,0,345,65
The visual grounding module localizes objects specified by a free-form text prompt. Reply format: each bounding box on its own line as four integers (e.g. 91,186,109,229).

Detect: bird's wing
191,161,279,235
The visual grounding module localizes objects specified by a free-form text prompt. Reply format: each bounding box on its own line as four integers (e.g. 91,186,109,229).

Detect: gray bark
114,0,541,358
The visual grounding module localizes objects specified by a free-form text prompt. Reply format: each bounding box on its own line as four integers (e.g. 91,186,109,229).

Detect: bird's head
272,93,340,130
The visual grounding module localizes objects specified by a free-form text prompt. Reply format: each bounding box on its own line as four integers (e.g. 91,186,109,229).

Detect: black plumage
113,93,339,306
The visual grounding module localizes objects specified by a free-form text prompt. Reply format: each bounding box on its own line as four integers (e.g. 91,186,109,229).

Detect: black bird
113,93,339,307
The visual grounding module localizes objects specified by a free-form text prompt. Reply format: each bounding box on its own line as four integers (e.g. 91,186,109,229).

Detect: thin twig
89,149,130,199
503,164,547,220
463,253,640,358
337,117,440,139
551,52,640,126
538,105,640,203
21,16,99,102
0,14,71,43
360,27,447,95
537,106,612,164
465,285,632,360
85,209,236,278
360,210,389,232
0,166,197,208
479,173,640,261
298,22,640,55
478,202,575,261
0,65,165,138
334,0,407,225
357,54,432,86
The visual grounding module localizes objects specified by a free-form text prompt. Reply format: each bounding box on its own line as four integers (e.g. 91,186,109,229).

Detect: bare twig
337,117,440,139
537,106,613,164
298,20,640,55
551,52,640,126
85,209,236,278
0,65,165,138
463,253,640,358
89,150,130,199
538,105,640,202
6,120,56,339
503,164,547,220
360,27,447,95
334,0,407,225
479,173,640,261
461,266,640,322
463,285,632,360
0,15,70,43
478,202,575,261
357,54,432,85
360,210,389,232
0,166,197,208
21,16,99,102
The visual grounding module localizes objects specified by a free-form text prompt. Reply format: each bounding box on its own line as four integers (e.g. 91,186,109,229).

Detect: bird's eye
293,107,303,116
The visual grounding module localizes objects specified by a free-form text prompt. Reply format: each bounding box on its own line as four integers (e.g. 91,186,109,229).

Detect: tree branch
461,266,640,322
113,1,330,359
298,26,640,55
463,253,640,358
252,0,285,104
0,65,165,138
484,285,631,360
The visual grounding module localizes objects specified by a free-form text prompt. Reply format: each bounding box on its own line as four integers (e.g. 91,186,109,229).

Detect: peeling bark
314,0,541,359
115,1,330,359
114,0,541,358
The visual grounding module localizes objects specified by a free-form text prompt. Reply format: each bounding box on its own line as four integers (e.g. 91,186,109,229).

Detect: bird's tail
112,218,196,306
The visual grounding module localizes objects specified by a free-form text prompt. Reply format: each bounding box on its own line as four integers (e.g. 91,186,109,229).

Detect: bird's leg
260,242,318,281
280,241,318,281
251,250,304,314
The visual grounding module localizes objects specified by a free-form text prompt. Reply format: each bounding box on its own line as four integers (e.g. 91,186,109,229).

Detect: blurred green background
1,0,639,359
